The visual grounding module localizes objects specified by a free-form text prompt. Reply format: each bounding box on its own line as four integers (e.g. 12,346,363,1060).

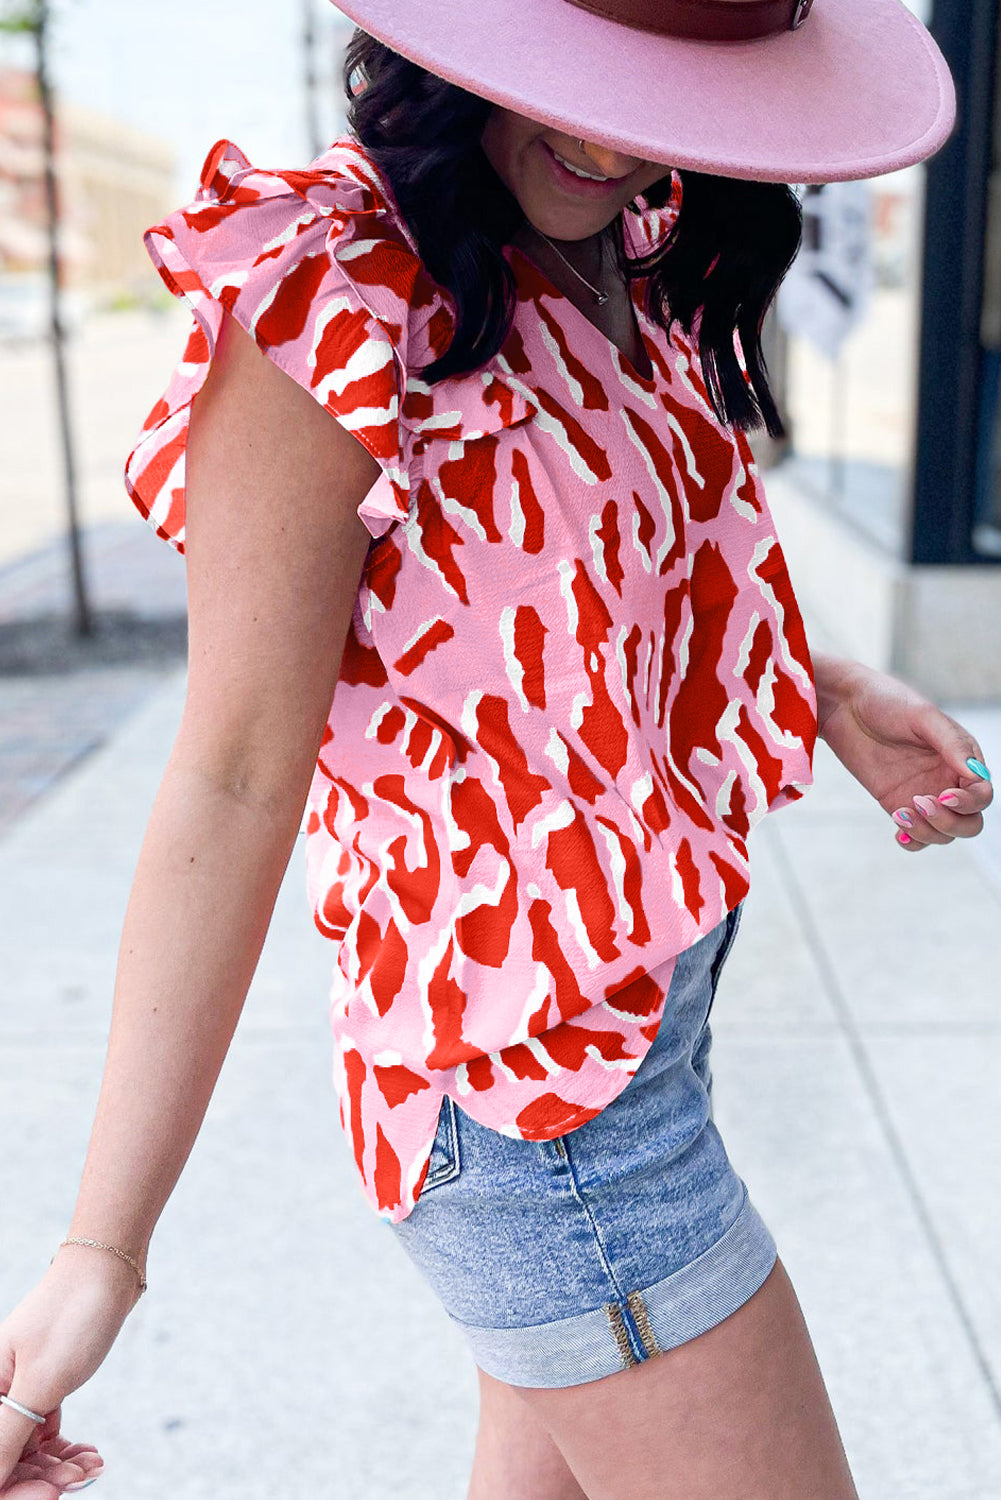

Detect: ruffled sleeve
125,137,455,553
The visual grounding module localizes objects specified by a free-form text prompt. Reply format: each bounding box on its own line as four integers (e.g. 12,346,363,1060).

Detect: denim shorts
387,900,777,1389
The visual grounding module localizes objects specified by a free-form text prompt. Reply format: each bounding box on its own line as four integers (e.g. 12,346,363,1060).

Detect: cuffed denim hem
447,1183,777,1390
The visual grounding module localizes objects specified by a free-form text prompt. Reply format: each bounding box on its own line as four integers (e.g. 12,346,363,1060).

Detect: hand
0,1247,140,1494
0,1431,104,1498
816,661,993,853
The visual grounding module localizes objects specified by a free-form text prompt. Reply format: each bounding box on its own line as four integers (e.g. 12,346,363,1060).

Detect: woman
0,1,992,1496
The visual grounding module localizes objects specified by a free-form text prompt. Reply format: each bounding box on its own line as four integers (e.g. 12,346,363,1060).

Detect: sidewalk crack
769,822,1001,1426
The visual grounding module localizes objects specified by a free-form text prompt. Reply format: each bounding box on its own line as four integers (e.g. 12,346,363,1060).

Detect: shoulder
126,135,459,553
149,134,455,375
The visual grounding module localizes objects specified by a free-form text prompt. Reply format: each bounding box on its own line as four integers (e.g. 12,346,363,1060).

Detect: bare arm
58,312,380,1273
811,651,865,740
0,312,384,1487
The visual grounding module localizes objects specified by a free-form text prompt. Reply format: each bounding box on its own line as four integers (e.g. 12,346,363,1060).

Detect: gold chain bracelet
52,1237,148,1296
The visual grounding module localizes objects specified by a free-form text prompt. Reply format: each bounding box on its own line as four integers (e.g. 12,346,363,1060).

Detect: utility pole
1,0,93,636
34,0,91,635
302,0,322,160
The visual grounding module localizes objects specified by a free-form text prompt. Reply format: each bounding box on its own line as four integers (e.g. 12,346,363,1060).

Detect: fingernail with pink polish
938,792,960,806
913,796,938,818
896,831,913,845
893,808,914,827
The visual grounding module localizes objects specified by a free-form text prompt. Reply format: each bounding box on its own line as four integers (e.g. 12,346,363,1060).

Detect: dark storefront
762,0,1001,699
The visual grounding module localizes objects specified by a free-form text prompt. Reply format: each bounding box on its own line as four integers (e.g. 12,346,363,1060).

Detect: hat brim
331,0,955,183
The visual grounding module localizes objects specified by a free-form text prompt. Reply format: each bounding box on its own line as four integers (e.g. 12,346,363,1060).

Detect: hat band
562,0,815,41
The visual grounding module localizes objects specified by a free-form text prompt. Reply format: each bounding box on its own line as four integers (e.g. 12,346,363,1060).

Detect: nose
579,140,646,179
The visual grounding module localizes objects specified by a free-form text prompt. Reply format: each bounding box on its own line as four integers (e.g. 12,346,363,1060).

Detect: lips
539,140,632,199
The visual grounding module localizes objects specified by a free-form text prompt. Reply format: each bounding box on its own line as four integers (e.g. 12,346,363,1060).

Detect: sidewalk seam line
768,820,1001,1428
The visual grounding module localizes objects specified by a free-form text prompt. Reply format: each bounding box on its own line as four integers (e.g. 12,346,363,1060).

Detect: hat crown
329,0,955,185
561,0,816,41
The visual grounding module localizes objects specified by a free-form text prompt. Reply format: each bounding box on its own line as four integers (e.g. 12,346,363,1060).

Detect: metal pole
302,0,322,160
830,347,847,500
755,303,792,468
35,0,93,637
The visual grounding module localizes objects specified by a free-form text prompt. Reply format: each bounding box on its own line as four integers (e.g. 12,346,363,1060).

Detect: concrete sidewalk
1,621,1000,1498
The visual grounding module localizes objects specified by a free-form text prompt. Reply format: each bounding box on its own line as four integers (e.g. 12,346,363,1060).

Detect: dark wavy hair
344,32,802,436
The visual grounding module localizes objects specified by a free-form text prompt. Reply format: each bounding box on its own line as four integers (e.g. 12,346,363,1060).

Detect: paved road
0,520,187,835
0,307,191,568
0,308,193,829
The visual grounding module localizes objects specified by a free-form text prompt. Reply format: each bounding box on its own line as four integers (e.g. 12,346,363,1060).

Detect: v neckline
506,242,659,390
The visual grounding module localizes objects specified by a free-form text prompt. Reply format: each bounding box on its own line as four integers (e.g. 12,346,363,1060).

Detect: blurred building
0,67,175,296
756,0,1001,701
325,11,356,142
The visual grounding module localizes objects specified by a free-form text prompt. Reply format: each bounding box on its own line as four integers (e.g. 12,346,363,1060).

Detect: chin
523,200,619,243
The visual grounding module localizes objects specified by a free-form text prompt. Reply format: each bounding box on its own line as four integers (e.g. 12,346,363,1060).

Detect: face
481,107,669,242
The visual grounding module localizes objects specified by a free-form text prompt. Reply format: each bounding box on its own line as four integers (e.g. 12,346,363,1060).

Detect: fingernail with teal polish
966,757,992,782
65,1482,100,1492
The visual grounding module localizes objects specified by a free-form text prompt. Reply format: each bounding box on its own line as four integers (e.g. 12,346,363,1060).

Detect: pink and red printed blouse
126,135,818,1224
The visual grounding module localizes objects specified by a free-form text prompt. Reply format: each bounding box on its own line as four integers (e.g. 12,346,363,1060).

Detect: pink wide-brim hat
330,0,956,184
